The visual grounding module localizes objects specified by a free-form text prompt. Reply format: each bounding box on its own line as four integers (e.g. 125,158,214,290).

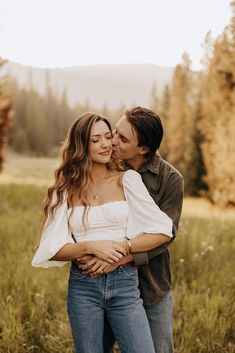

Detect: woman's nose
101,138,111,148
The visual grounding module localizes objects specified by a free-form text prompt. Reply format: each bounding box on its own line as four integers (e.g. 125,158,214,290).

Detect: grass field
0,153,235,353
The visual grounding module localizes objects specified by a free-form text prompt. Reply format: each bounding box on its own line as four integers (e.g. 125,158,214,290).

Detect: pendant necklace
90,172,108,200
90,187,102,200
93,194,101,200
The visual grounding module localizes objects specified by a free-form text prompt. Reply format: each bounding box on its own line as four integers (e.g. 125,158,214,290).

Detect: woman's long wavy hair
43,112,112,230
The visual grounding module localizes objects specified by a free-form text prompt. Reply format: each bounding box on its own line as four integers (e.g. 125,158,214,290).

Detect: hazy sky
0,0,232,69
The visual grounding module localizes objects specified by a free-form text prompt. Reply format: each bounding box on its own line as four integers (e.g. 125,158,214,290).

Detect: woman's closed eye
91,136,112,143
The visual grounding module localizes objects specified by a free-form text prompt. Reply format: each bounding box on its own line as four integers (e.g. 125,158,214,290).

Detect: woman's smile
99,150,111,155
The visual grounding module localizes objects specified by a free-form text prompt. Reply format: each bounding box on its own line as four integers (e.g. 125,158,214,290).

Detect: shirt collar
138,152,161,174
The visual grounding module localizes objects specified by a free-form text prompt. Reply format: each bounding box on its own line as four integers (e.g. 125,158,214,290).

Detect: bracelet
125,240,129,255
126,239,132,254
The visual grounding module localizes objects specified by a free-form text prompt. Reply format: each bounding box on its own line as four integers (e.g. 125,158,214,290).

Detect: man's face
112,115,143,161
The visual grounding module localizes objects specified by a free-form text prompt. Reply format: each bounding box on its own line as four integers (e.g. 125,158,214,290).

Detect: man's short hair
124,106,163,159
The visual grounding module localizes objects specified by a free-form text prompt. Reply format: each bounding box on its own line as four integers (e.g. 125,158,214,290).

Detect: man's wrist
119,254,133,266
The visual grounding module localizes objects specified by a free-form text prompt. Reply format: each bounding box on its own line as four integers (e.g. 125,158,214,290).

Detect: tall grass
0,184,234,353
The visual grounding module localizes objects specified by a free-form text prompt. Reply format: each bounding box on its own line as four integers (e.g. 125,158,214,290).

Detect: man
81,107,184,353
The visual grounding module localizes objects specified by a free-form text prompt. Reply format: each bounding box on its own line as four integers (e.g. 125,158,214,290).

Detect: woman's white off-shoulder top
32,170,173,268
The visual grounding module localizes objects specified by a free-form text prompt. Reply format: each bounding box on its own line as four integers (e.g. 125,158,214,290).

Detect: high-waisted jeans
67,262,155,353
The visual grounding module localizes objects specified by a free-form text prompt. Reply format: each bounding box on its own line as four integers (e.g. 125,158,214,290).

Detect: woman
32,112,173,353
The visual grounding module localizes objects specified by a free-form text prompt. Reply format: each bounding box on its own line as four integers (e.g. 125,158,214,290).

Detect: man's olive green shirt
132,154,184,305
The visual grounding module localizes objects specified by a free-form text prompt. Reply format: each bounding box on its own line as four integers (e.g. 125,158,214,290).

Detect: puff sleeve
123,170,173,239
31,193,73,268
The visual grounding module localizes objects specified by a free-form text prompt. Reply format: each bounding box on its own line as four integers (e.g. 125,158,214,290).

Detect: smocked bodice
70,201,129,242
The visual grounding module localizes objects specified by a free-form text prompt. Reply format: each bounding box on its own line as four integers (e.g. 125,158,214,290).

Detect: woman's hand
78,252,134,278
87,240,126,263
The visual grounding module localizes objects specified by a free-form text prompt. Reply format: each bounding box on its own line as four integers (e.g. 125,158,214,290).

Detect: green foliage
149,4,235,203
173,216,235,353
199,12,235,206
156,84,170,159
8,79,124,157
9,80,75,157
0,184,234,353
164,53,206,195
0,59,13,171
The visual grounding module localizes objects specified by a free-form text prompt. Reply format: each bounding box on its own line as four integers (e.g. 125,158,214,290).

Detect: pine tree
158,84,170,159
0,59,13,171
199,2,235,206
9,77,77,156
166,53,197,193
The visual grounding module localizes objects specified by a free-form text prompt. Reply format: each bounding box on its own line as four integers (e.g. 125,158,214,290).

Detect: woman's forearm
50,242,89,261
120,233,171,254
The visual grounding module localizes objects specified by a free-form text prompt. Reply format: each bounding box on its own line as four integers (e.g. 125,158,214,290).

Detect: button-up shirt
132,154,184,305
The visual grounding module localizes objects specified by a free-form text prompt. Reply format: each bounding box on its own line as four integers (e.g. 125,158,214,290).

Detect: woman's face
89,120,112,164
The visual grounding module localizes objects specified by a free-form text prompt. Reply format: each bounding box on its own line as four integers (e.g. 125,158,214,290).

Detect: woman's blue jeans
67,262,155,353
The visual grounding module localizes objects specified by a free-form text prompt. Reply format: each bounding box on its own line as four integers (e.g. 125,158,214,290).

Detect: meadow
0,153,234,353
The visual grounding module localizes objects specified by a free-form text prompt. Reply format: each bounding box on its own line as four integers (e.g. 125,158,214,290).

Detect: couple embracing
32,106,184,353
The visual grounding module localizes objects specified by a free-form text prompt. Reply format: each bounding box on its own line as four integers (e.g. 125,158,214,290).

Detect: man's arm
132,172,184,265
78,172,184,270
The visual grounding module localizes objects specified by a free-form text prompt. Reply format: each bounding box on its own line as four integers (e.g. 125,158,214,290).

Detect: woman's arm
51,240,126,264
32,192,126,268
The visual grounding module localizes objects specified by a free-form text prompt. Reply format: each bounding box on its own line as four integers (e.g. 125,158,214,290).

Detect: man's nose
112,133,118,146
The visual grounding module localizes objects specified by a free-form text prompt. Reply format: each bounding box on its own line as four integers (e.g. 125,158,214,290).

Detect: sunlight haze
0,0,232,69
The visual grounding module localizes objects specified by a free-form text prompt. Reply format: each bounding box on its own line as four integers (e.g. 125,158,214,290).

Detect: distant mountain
4,62,174,109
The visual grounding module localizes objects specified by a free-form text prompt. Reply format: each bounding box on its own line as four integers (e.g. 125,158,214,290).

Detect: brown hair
124,106,163,159
43,112,112,229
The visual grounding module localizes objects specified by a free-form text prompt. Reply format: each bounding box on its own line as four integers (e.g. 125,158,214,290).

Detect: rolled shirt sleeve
123,170,173,239
31,193,73,268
